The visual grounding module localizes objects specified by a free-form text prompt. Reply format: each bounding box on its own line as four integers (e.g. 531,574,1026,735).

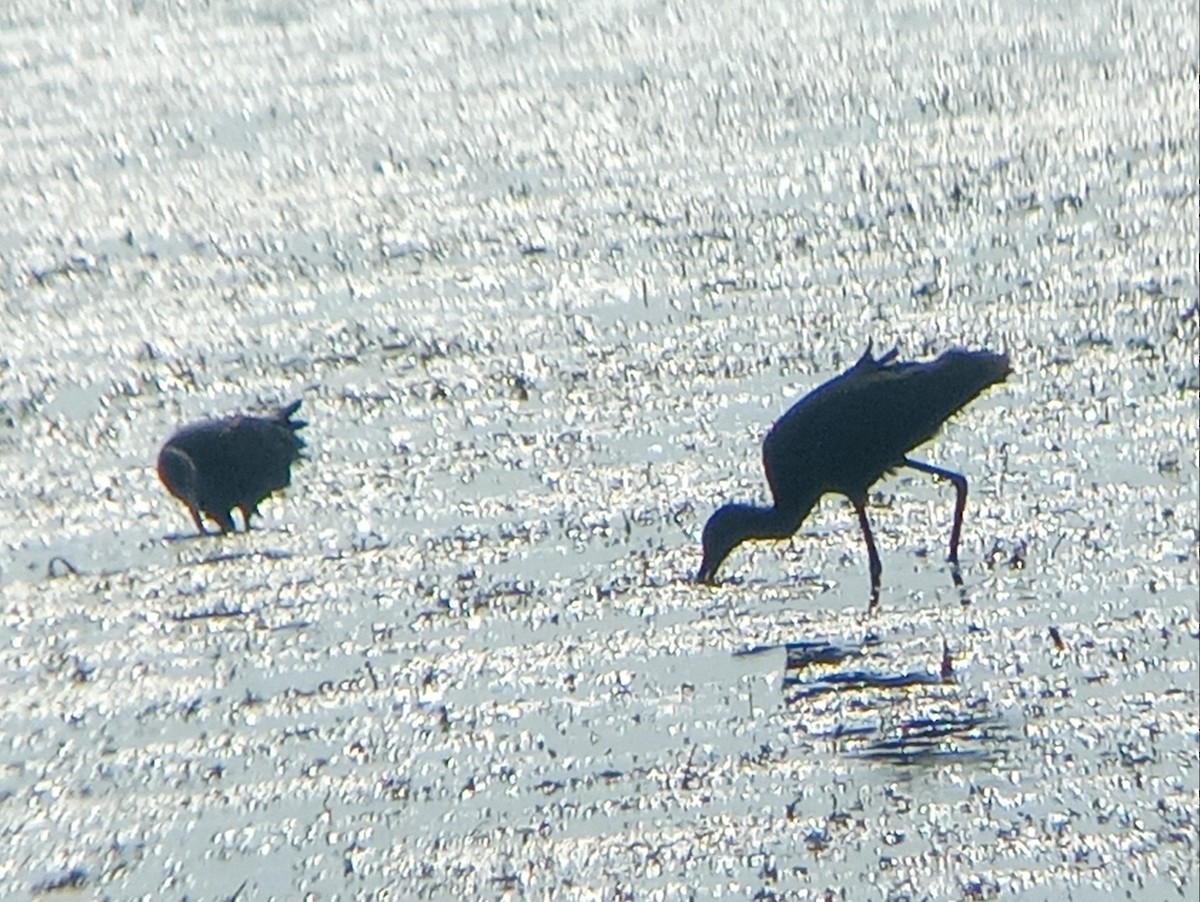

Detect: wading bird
697,345,1010,604
158,400,306,535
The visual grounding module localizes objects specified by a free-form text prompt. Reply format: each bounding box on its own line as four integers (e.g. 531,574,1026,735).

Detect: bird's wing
220,416,303,491
763,349,1008,501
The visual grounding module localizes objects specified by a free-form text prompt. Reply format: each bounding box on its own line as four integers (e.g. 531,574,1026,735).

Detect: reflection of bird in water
158,400,306,535
697,345,1010,604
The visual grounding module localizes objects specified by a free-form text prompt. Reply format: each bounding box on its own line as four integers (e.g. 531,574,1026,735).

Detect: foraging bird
697,345,1010,602
157,400,306,535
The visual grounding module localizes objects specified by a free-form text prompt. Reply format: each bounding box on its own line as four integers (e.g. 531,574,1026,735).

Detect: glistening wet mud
1,0,1197,897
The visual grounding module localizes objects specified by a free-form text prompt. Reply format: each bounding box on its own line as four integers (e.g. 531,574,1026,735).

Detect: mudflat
1,0,1196,896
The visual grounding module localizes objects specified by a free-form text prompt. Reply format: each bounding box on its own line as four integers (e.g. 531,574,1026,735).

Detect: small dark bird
697,345,1010,602
158,400,306,535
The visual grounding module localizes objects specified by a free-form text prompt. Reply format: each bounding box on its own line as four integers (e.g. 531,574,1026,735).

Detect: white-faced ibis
697,345,1010,603
158,400,306,535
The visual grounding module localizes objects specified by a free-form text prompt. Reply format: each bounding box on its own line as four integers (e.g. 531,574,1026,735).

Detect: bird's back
763,348,1009,506
164,402,306,507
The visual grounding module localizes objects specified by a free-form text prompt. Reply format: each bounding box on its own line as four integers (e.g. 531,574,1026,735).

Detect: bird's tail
274,399,307,430
967,350,1012,387
935,349,1012,402
273,399,307,451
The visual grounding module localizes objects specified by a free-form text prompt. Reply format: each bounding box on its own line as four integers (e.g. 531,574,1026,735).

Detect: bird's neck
698,494,820,582
728,499,812,541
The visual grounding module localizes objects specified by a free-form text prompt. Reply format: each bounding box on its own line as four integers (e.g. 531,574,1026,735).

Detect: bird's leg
213,510,237,534
902,458,968,565
188,505,207,536
852,498,882,609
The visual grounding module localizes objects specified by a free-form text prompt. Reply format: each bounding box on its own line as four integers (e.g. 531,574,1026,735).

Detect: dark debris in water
170,605,251,622
45,555,82,578
31,867,88,895
777,640,1006,766
735,634,883,670
781,637,951,693
852,709,1011,767
786,635,884,670
784,664,949,696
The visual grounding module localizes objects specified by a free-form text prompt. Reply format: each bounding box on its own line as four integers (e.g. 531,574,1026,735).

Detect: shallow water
1,0,1197,897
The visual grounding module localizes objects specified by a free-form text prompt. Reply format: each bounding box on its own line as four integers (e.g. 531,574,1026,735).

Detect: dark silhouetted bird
697,345,1010,603
158,400,306,535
